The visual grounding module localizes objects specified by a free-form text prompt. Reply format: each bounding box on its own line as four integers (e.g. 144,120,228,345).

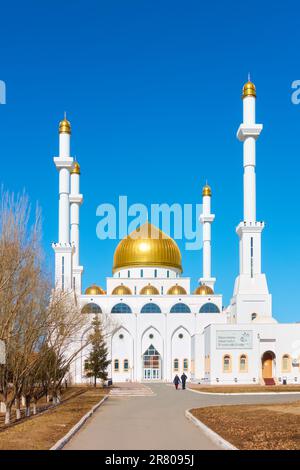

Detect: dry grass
0,387,107,450
189,384,300,393
191,401,300,450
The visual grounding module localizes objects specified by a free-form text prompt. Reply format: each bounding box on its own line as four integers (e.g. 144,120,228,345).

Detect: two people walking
173,373,187,390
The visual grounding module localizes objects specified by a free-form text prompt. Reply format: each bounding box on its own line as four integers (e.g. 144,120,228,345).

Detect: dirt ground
189,384,300,393
191,401,300,450
0,387,107,450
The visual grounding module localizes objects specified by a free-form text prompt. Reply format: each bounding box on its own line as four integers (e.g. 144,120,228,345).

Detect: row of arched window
222,354,248,373
221,354,293,373
82,302,220,314
114,359,129,372
173,358,189,371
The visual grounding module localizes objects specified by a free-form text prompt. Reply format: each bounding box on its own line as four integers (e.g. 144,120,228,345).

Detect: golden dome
85,284,105,295
59,116,71,134
202,184,212,197
194,284,214,295
71,162,80,175
112,222,182,273
112,285,132,295
167,284,187,295
140,284,159,295
242,81,256,99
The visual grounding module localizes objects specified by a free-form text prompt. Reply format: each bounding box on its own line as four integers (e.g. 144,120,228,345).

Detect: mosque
52,80,300,385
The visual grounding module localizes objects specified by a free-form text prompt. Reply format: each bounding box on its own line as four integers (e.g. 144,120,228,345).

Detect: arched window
183,359,189,371
251,313,257,321
170,303,191,313
81,303,102,314
123,359,129,371
111,303,132,313
282,354,291,372
141,303,161,313
223,354,232,373
173,359,179,371
114,359,119,371
239,354,248,372
199,303,220,313
154,269,157,278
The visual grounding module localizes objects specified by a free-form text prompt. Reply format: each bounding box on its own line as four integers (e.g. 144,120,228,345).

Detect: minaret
230,79,272,324
52,115,74,291
199,184,216,290
70,161,83,294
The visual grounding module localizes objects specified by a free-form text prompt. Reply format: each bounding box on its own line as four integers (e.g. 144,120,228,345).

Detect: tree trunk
0,401,6,413
94,376,97,388
33,402,37,415
5,408,11,425
15,397,21,420
25,396,31,417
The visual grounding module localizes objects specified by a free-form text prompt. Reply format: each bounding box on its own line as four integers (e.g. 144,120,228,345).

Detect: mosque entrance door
262,351,275,380
143,344,161,380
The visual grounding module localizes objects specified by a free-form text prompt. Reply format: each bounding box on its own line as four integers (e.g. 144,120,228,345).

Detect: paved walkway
64,384,300,450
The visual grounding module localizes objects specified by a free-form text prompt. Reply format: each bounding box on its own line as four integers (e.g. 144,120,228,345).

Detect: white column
59,168,70,244
229,81,272,324
199,185,216,290
53,116,74,292
243,94,257,223
70,166,81,265
69,162,84,294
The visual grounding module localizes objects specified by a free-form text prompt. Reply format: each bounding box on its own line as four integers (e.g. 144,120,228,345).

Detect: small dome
113,222,182,273
71,161,80,175
85,284,105,295
59,116,71,134
140,284,159,295
242,81,256,99
202,184,212,197
194,284,214,295
167,285,187,295
112,285,132,295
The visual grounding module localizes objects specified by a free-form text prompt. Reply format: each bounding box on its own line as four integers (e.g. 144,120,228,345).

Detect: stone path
109,382,155,397
64,383,300,450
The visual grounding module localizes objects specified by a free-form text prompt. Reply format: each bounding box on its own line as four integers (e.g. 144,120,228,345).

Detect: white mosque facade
53,81,300,386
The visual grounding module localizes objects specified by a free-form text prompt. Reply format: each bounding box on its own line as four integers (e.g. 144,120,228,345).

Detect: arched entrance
262,351,275,380
143,344,161,380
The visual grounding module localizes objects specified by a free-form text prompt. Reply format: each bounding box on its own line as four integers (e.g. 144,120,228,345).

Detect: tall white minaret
199,184,216,290
229,79,272,324
70,161,83,294
52,115,74,291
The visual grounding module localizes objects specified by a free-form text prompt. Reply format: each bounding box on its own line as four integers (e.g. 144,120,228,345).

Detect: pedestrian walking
173,374,181,390
181,373,187,390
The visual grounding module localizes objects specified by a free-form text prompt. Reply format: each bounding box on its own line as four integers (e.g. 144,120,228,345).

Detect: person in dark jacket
173,374,181,390
181,373,187,390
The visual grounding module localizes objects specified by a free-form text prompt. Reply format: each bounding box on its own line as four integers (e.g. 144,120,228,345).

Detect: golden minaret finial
242,74,256,99
202,182,212,197
59,111,71,134
71,160,80,175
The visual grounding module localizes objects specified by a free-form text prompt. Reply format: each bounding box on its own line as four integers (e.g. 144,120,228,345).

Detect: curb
50,395,109,450
187,388,300,397
185,409,238,450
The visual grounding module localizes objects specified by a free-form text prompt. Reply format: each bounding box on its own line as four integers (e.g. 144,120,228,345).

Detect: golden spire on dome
59,112,71,134
242,74,256,99
202,182,212,197
71,161,80,175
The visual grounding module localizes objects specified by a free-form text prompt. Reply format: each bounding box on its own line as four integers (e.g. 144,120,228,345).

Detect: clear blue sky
0,1,299,322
